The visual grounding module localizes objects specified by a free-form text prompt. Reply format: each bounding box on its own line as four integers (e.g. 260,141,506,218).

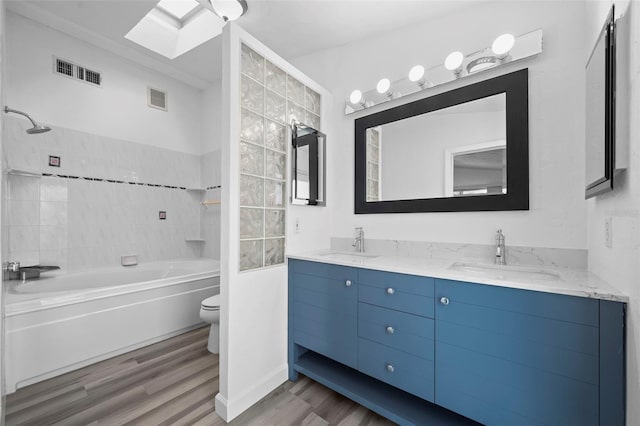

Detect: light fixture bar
345,28,543,115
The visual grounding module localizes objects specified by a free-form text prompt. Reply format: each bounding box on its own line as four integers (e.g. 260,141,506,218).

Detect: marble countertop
287,250,629,303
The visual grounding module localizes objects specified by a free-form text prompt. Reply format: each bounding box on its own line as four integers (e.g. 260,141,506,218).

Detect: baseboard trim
215,364,288,421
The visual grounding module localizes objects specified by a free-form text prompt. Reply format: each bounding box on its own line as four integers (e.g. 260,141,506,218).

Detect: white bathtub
4,258,220,393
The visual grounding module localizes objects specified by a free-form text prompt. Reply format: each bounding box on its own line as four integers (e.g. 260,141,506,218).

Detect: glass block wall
239,44,321,271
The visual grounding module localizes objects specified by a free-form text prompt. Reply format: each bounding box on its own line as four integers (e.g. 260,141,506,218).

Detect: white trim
444,139,506,197
215,364,288,421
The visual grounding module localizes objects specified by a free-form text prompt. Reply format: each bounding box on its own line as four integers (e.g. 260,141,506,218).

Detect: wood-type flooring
5,326,395,425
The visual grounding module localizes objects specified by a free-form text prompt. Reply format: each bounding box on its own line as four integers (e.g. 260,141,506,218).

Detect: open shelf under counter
293,351,479,426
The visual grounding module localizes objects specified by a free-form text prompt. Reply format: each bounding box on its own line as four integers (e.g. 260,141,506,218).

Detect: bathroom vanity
287,253,627,426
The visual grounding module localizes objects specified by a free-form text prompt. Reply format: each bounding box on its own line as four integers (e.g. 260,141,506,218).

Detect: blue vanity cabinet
288,260,625,426
288,260,358,369
435,279,624,426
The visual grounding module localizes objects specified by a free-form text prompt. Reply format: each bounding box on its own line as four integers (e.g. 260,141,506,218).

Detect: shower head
4,106,51,134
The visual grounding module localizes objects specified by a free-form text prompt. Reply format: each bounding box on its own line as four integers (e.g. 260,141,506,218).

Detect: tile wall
238,44,321,271
3,116,220,271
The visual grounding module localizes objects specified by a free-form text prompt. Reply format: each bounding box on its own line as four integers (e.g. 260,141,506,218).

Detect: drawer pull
386,363,395,373
386,326,395,334
345,280,352,287
440,296,450,305
386,287,395,295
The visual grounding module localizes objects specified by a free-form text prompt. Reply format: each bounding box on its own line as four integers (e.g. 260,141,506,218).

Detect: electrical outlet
604,217,613,248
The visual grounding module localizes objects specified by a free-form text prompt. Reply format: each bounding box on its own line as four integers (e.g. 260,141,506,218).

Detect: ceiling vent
147,87,168,111
53,56,102,87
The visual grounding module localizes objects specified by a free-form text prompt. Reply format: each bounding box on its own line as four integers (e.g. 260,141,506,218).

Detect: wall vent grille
148,87,168,111
83,68,102,86
53,56,102,87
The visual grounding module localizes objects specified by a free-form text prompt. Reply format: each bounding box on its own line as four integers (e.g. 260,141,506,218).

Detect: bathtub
4,258,220,393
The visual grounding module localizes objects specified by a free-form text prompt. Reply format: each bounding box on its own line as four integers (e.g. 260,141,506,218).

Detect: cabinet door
435,279,599,426
290,260,358,368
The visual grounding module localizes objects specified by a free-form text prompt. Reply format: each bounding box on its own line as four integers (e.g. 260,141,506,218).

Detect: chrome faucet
352,227,365,253
3,261,60,281
495,229,506,265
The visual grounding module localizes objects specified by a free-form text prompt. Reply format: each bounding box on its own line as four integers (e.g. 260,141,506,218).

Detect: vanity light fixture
344,28,542,115
408,65,427,88
376,78,395,98
492,33,515,59
444,51,464,77
467,33,516,74
349,89,367,107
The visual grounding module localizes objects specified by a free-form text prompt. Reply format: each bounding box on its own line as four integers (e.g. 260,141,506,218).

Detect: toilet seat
201,294,220,310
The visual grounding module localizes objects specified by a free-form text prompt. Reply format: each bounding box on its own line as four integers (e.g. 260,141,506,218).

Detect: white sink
318,252,380,262
449,262,560,281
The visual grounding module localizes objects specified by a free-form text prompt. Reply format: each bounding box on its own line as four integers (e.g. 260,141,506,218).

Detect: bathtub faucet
3,262,60,281
3,261,21,280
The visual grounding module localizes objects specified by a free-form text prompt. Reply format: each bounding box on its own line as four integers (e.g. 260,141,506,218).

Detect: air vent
147,87,168,111
53,56,102,87
83,68,102,86
56,58,74,77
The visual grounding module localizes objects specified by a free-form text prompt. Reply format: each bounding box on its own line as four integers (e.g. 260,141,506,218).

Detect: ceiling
6,0,483,89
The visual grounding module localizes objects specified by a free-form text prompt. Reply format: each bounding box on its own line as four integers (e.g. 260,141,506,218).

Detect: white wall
585,1,640,424
4,11,223,269
291,1,586,249
216,23,332,422
6,11,203,155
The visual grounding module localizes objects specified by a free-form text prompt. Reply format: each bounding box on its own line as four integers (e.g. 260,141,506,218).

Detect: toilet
199,294,220,353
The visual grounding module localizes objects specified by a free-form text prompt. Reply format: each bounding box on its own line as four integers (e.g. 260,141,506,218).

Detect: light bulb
376,78,391,94
408,65,425,82
210,0,244,21
445,51,464,73
349,90,363,105
492,33,515,59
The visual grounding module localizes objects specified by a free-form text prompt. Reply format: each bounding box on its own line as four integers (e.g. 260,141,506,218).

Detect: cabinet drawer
359,270,434,317
358,338,434,402
290,259,357,282
358,303,434,358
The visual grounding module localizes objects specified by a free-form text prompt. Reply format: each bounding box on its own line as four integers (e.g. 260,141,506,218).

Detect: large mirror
355,69,529,213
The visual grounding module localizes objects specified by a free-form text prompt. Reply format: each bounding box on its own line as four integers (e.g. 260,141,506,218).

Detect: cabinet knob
386,287,395,295
386,326,395,334
386,364,395,373
345,280,352,287
440,296,450,305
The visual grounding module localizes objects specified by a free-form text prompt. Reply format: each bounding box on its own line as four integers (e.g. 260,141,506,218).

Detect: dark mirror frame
355,68,529,214
292,122,326,206
585,5,615,199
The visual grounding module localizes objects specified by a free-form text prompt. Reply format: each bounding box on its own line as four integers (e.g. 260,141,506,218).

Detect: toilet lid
202,294,220,309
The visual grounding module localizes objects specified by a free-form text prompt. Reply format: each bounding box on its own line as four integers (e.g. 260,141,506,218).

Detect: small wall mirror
585,5,615,199
292,122,326,206
355,69,528,213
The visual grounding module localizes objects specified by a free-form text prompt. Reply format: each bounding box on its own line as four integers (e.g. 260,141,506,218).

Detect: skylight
125,0,225,59
156,0,200,21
